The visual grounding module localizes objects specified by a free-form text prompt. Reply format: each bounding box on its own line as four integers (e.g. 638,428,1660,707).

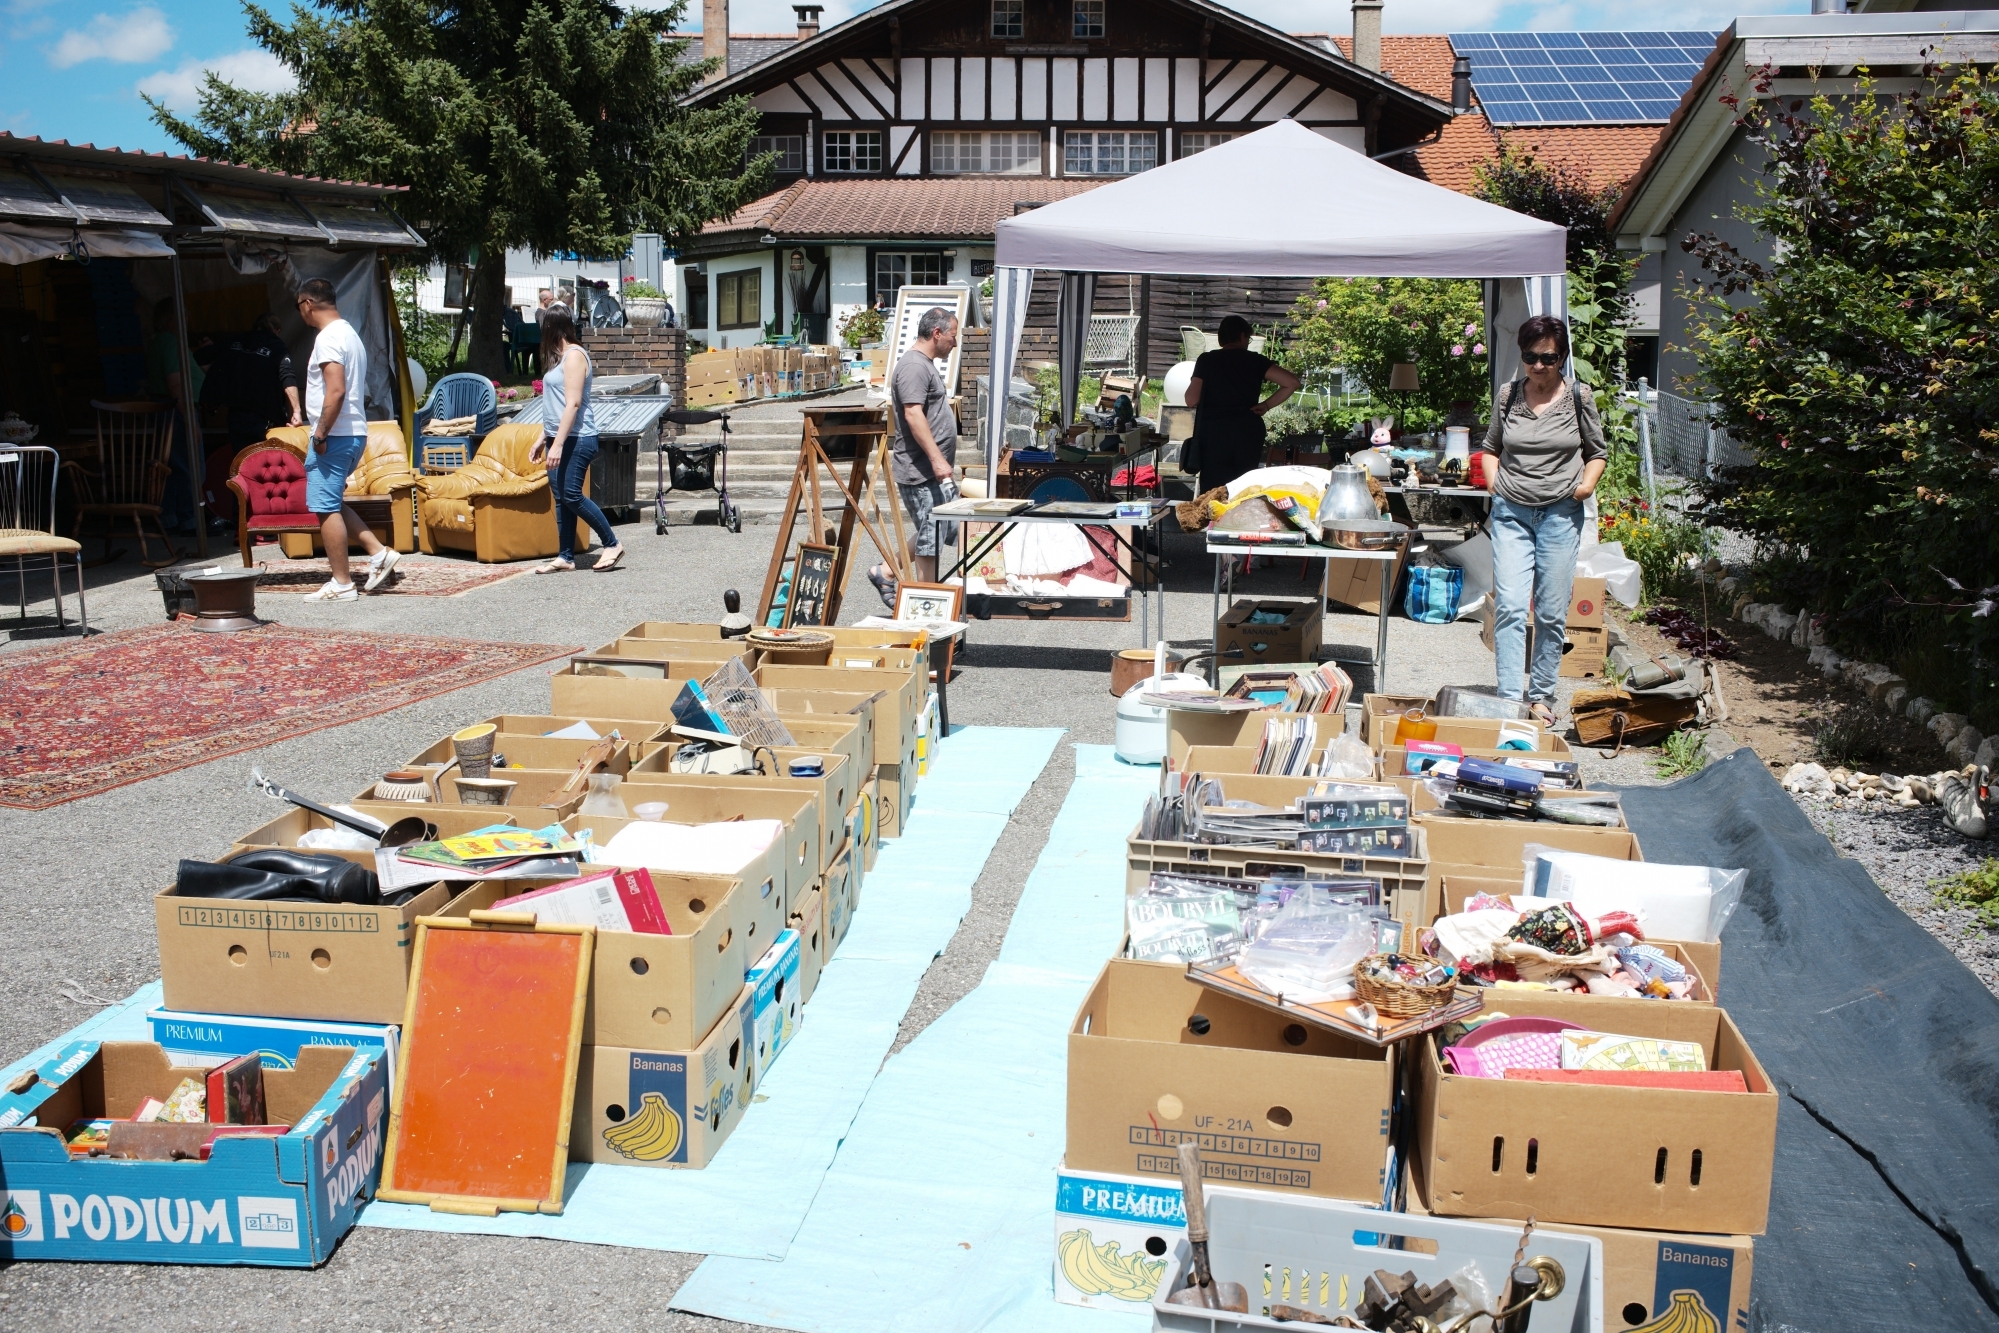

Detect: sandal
867,564,898,610
594,546,626,572
534,559,575,575
1529,702,1557,727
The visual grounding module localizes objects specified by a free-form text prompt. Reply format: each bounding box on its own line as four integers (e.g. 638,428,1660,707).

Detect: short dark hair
916,306,956,340
297,278,338,309
1218,315,1252,345
1517,314,1569,357
540,309,581,369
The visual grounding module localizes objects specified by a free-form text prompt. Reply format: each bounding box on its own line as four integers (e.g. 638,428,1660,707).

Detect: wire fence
1631,386,1757,488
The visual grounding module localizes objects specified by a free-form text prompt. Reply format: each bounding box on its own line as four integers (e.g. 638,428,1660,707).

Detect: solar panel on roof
1449,30,1718,124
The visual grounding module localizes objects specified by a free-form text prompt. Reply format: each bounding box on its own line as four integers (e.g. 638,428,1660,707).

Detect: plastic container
633,801,669,821
1115,673,1214,766
1394,708,1437,745
1150,1187,1602,1333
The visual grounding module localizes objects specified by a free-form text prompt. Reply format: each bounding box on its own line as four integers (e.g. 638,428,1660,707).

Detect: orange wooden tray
378,911,593,1215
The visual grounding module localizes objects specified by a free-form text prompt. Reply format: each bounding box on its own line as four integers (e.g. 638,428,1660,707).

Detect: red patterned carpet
0,623,578,810
249,555,532,597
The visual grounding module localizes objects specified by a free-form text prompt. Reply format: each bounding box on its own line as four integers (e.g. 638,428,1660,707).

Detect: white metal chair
0,443,86,633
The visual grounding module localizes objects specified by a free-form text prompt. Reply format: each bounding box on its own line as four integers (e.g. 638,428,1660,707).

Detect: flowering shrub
1280,277,1487,419
1600,495,1712,603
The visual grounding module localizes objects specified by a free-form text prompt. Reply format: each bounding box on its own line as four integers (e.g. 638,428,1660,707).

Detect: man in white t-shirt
295,279,397,599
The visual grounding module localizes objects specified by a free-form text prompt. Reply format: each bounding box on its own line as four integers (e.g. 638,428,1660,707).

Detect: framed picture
784,543,837,628
893,581,965,681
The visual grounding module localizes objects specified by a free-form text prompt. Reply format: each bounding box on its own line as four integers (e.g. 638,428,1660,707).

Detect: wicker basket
1353,953,1459,1019
747,626,835,666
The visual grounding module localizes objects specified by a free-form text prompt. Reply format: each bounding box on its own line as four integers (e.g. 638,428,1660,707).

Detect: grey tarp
1616,749,1999,1332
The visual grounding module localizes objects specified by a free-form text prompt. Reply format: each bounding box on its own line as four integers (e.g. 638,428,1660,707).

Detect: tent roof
993,120,1566,278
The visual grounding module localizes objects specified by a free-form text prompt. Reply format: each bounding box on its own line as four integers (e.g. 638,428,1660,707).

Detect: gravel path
1791,795,1999,996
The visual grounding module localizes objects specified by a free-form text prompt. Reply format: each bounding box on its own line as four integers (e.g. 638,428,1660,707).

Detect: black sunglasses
1521,351,1563,367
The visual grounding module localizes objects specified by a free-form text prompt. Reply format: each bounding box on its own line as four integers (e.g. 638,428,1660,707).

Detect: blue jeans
1490,494,1586,705
553,434,616,562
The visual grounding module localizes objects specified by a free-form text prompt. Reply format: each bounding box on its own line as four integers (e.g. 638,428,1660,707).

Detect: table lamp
1388,362,1420,437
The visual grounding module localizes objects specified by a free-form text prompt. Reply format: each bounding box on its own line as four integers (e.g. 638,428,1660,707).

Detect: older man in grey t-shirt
870,306,960,603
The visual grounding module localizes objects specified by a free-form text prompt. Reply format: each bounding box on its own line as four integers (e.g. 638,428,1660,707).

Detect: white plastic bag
1320,733,1376,780
1521,844,1745,942
1576,539,1643,608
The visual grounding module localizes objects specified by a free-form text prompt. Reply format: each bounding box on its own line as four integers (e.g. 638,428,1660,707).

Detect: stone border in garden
1726,592,1997,772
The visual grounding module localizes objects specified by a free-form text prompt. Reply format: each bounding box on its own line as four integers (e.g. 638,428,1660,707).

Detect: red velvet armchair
225,445,319,568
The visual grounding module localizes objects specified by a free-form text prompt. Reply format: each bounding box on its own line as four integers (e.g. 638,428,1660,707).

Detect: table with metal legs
1208,540,1399,691
934,500,1173,645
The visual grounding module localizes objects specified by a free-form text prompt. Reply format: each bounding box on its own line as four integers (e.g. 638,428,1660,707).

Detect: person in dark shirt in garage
202,313,302,514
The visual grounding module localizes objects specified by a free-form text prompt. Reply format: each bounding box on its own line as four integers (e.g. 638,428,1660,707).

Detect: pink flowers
1465,322,1479,337
1473,342,1486,355
1452,344,1466,357
1316,299,1328,310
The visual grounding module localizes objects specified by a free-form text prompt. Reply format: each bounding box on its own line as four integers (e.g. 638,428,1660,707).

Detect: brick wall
582,325,686,407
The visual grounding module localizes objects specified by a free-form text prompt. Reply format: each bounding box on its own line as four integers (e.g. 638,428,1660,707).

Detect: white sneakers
305,580,357,601
365,548,400,591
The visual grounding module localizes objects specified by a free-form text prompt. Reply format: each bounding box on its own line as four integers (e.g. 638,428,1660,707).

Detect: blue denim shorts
305,434,366,514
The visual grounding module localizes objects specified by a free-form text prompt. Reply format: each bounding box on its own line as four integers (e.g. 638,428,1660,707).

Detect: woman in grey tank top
1478,314,1607,722
530,309,623,573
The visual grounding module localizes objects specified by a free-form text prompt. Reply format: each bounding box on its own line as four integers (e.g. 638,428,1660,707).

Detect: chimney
703,0,729,84
1809,0,1845,12
794,5,823,38
1451,54,1472,112
1350,0,1383,73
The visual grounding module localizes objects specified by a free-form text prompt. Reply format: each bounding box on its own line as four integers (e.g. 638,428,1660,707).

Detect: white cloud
49,6,172,68
136,48,294,111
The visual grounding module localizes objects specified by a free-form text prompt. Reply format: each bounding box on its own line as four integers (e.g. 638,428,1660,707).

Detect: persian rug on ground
247,553,533,597
0,623,577,810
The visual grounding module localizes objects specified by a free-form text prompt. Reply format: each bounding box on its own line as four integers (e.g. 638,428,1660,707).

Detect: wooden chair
0,443,85,633
1097,373,1148,410
68,400,180,567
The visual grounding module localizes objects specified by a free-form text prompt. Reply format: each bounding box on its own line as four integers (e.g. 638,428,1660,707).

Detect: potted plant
622,278,668,326
837,306,886,350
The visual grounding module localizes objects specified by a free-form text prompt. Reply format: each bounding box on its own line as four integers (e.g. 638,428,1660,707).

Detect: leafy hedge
1684,66,1999,726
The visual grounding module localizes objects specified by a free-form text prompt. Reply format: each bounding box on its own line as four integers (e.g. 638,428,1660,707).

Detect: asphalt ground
0,513,1592,1330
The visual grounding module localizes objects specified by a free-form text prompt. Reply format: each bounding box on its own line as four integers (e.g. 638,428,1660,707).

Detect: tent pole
169,251,210,558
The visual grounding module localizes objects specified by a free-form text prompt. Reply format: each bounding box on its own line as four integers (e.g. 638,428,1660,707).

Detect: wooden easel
757,406,910,626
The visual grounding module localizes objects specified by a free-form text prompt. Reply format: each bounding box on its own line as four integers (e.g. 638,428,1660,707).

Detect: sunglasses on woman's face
1521,351,1563,367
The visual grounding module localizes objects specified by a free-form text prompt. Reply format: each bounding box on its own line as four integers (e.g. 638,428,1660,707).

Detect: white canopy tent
982,120,1570,477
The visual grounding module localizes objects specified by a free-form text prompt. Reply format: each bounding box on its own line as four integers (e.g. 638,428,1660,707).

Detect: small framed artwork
784,542,838,628
893,581,965,680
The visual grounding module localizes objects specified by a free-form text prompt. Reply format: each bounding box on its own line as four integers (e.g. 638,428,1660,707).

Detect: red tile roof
1411,117,1664,195
703,176,1108,241
1317,35,1461,102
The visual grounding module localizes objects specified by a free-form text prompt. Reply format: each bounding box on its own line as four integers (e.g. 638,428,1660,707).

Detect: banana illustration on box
1057,1227,1169,1302
1631,1291,1721,1333
601,1091,683,1162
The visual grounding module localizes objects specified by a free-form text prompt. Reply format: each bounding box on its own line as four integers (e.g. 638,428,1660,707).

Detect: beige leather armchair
414,422,590,563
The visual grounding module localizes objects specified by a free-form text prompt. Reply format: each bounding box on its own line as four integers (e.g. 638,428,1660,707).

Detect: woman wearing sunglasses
1479,314,1607,726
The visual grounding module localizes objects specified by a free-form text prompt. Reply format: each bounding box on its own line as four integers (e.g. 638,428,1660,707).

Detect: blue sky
3,0,1809,158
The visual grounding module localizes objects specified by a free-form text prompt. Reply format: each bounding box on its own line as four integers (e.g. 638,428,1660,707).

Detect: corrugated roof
703,177,1108,241
0,131,407,197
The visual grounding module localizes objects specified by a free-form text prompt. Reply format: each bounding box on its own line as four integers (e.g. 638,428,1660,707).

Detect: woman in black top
1185,315,1301,493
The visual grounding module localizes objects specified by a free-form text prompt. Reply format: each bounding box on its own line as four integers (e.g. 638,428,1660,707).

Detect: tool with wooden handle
1166,1140,1249,1312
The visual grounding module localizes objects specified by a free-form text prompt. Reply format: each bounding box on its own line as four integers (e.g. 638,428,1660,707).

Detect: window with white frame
931,131,1043,175
823,130,883,173
751,135,805,172
1176,132,1237,158
874,251,945,307
1063,130,1156,176
991,0,1023,39
1072,0,1104,38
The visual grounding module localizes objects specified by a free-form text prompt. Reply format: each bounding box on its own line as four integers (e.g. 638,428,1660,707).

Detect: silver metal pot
1317,464,1377,525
